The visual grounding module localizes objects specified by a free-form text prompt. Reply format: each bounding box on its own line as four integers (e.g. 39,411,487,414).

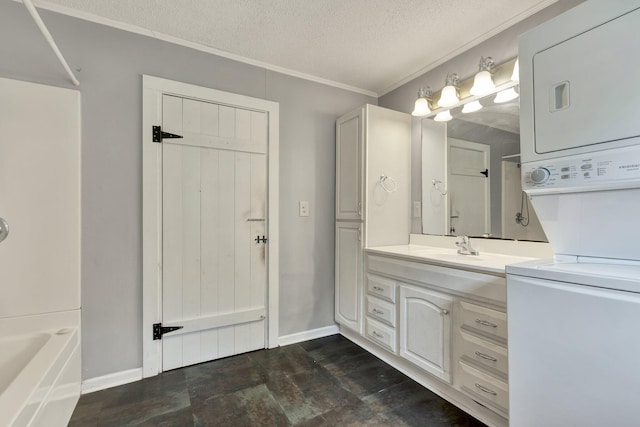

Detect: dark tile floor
69,334,486,426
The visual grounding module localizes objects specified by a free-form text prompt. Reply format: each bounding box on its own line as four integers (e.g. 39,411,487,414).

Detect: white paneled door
447,138,490,236
161,94,267,370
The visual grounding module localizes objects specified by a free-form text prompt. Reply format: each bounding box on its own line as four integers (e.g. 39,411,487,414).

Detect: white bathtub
0,310,80,427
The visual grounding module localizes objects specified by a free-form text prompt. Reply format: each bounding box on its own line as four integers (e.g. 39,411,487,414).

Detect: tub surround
0,78,81,426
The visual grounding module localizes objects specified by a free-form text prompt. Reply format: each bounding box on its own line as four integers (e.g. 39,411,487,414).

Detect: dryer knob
530,167,550,184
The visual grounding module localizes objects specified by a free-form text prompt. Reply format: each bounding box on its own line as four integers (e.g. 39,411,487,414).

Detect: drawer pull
475,351,498,362
372,331,384,338
372,308,384,315
475,319,498,328
372,286,385,292
475,383,497,396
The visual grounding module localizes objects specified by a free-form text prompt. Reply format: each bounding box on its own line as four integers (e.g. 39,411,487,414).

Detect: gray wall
379,0,584,234
0,2,374,379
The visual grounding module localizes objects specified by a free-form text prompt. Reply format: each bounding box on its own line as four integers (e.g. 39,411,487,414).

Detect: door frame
142,75,279,377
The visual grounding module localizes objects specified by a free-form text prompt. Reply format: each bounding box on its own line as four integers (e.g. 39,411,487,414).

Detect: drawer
459,360,509,414
459,301,507,341
366,254,506,303
366,295,396,327
366,275,396,303
365,317,397,353
459,329,508,377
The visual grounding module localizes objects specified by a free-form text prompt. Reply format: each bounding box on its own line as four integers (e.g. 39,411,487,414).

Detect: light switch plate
299,201,310,217
413,201,422,218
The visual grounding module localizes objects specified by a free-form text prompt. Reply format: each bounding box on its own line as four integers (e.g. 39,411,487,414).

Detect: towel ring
379,174,397,193
432,179,447,195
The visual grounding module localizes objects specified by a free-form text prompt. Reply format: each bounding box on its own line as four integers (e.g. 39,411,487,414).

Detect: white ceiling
37,0,555,96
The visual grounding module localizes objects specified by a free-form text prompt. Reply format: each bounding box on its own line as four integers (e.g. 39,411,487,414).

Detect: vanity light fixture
462,100,483,113
495,87,519,103
470,57,495,96
434,110,453,122
411,87,433,117
438,73,460,108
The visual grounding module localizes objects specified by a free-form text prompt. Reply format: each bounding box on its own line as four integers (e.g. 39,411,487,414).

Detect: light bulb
411,87,432,117
434,110,453,122
511,59,520,83
438,85,459,108
494,87,519,103
462,100,483,113
470,70,495,96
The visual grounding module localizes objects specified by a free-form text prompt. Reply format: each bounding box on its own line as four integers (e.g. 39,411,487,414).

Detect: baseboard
278,324,339,346
81,368,143,394
80,327,339,393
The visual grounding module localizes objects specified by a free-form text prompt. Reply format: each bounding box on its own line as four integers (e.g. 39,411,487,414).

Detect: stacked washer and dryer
508,2,640,426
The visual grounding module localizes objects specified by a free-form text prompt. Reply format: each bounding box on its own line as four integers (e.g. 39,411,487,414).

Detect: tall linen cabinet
335,104,411,333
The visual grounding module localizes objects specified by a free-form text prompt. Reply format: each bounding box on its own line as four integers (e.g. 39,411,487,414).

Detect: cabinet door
335,222,362,332
336,109,363,221
399,285,453,383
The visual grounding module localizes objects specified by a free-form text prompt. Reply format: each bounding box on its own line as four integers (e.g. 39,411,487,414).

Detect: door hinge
152,125,183,143
153,322,183,340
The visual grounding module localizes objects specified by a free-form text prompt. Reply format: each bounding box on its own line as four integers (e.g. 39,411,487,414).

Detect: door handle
254,235,268,244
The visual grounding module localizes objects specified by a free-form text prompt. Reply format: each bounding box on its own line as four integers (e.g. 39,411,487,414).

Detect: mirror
421,89,547,242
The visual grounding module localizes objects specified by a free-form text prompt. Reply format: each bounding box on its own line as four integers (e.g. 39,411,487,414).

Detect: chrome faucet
456,235,479,256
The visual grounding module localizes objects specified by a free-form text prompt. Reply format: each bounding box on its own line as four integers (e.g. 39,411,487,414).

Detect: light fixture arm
478,56,495,72
445,73,460,87
418,87,433,99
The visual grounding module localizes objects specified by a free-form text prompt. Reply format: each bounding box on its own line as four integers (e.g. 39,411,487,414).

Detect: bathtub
0,310,80,427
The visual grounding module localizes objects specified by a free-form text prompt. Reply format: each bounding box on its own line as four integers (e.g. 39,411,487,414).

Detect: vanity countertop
366,244,535,276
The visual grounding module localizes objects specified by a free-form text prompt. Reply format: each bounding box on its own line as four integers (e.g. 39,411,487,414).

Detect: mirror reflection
421,91,547,242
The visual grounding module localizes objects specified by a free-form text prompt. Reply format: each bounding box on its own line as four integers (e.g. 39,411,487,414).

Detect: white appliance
508,2,640,426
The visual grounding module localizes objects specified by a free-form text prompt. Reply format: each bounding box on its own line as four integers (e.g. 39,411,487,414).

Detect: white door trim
142,75,279,378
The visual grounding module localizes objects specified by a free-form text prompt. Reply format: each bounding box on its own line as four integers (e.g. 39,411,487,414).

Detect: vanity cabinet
346,252,509,427
454,301,509,417
335,222,363,332
334,105,410,333
399,285,452,383
335,109,363,221
364,274,398,352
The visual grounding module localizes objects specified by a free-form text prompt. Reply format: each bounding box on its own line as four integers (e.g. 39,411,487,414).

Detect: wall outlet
299,201,310,217
413,201,422,218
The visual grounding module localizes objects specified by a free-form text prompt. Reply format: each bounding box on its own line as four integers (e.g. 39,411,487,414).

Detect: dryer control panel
522,145,640,193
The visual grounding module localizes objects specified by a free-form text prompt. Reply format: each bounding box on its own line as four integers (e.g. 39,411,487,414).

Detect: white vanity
334,103,551,426
340,236,550,427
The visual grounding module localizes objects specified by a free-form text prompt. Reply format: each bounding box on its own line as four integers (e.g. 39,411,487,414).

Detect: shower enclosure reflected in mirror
421,90,547,242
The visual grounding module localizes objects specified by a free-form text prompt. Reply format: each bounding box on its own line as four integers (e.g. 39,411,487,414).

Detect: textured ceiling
37,0,555,95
